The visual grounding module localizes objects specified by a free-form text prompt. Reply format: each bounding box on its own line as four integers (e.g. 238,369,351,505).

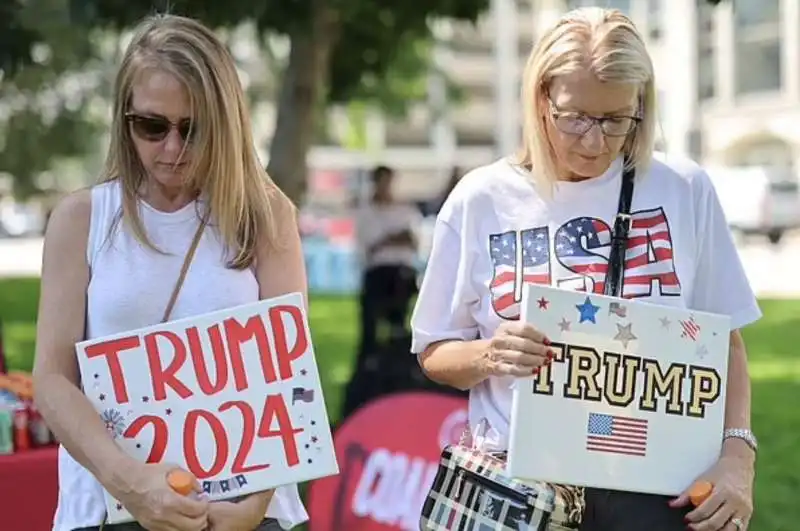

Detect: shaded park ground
1,278,798,530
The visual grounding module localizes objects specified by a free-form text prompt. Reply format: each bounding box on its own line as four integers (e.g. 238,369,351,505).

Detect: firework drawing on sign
101,409,127,440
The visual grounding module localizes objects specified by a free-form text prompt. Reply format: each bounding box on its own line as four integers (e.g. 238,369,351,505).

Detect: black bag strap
604,159,636,298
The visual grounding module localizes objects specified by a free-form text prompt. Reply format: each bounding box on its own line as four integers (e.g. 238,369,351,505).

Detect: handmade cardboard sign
506,284,730,496
75,292,339,523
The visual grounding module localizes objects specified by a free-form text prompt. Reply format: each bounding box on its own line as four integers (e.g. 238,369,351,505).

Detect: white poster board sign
76,292,339,523
507,284,730,495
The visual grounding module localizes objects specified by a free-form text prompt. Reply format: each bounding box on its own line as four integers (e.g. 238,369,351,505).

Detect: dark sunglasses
125,112,195,142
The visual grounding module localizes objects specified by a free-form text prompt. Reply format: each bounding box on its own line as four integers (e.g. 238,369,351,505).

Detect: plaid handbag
419,444,584,530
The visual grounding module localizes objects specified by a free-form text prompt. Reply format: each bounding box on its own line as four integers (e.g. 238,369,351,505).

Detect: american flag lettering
680,317,701,341
489,228,549,319
622,208,681,297
586,412,648,457
554,217,612,293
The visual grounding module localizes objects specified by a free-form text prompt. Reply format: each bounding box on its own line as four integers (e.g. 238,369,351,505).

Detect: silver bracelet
722,428,758,453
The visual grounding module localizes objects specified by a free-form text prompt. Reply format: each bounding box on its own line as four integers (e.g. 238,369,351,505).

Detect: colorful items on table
0,372,54,454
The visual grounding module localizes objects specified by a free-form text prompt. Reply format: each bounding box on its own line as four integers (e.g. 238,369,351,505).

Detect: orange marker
167,469,196,496
688,480,713,506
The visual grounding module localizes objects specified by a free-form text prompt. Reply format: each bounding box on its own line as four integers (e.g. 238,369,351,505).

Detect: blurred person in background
341,165,421,415
418,166,464,217
431,166,464,216
355,165,421,353
32,14,307,531
411,7,759,531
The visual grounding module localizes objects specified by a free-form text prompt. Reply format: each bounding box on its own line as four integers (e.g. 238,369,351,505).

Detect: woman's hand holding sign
120,462,209,531
481,321,555,377
670,455,755,531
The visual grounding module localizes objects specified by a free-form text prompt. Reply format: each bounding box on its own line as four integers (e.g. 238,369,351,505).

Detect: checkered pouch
419,445,584,530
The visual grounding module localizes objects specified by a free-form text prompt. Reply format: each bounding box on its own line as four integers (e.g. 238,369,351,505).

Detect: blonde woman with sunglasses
412,8,758,531
32,14,308,531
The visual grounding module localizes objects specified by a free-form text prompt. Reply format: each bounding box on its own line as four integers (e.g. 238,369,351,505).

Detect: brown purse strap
161,217,208,323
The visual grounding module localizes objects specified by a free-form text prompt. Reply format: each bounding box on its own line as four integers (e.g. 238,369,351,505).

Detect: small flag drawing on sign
680,317,701,341
292,387,315,404
586,413,648,457
608,302,627,318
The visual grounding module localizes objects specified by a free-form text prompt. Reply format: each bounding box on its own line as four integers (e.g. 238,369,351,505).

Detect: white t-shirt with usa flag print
410,153,762,448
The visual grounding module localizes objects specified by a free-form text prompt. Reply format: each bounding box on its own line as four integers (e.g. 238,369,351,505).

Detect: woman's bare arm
418,339,491,391
231,195,308,519
721,330,755,462
256,197,308,306
32,190,137,498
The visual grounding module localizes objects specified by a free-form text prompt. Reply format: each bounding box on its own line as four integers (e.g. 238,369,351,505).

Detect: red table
0,446,59,531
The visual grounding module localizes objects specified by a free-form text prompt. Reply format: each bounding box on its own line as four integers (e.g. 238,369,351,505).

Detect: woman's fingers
486,322,555,376
492,361,540,377
502,322,550,344
502,335,550,358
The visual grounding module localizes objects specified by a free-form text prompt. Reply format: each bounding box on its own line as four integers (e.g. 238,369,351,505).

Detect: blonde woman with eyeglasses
32,14,308,531
411,8,758,531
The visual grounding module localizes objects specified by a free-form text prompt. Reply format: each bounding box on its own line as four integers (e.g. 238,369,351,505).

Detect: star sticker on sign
614,322,637,349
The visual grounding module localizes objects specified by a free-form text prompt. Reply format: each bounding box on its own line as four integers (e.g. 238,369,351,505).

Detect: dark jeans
340,264,418,418
581,488,690,531
73,518,283,531
356,264,417,359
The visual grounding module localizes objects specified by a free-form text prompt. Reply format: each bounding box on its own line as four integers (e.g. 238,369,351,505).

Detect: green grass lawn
1,278,799,530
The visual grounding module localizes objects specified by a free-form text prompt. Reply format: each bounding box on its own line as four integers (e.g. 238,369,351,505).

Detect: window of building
647,0,661,40
728,138,794,170
566,0,631,15
733,0,782,95
696,1,716,100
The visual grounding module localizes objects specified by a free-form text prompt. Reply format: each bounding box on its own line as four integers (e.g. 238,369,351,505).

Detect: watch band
723,428,758,453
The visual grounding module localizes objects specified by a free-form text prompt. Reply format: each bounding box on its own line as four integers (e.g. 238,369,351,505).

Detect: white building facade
304,0,800,202
529,0,800,176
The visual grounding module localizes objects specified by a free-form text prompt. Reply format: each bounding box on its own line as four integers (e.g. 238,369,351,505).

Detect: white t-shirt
410,154,762,449
356,202,422,269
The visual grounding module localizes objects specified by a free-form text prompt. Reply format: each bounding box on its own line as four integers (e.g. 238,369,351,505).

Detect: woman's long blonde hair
101,14,290,270
515,7,657,188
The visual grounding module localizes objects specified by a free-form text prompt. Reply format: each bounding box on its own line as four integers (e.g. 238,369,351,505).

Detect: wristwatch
723,428,758,453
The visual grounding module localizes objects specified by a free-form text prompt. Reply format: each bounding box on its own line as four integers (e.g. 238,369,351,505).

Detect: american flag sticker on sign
586,413,648,457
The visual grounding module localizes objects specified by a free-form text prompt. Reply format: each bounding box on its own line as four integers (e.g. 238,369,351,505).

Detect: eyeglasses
548,100,641,137
125,112,195,142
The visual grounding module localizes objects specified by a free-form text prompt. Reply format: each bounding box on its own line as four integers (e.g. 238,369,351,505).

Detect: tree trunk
266,0,340,206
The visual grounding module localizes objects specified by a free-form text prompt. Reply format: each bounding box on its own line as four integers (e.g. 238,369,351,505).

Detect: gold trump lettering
532,342,722,418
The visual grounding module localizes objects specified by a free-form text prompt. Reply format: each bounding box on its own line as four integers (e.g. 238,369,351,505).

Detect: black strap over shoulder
604,159,635,298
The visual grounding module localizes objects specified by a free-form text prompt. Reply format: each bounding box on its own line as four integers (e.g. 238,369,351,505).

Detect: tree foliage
64,0,490,203
66,0,488,106
5,0,730,203
0,0,103,199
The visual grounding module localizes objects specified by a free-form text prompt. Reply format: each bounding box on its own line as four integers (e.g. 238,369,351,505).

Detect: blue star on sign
576,296,601,324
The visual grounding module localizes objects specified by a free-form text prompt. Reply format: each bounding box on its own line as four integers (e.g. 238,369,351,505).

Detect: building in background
304,0,800,205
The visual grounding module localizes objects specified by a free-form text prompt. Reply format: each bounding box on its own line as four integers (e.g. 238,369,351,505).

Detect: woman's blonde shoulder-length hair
514,7,658,188
101,13,292,270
